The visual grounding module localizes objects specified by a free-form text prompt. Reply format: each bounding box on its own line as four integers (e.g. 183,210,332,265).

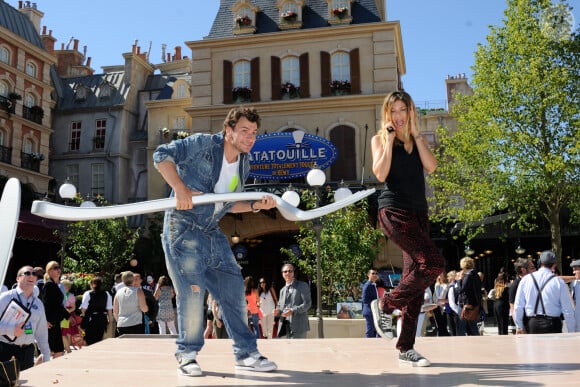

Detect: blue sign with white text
249,131,338,180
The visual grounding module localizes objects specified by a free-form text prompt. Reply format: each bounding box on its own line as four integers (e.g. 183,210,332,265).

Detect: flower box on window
236,15,252,27
332,7,348,19
174,131,189,140
281,82,301,99
330,80,351,95
281,11,298,22
31,152,45,161
233,87,252,102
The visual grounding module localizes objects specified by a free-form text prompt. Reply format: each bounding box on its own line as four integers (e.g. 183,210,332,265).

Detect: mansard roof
206,0,382,39
0,1,44,49
54,71,129,110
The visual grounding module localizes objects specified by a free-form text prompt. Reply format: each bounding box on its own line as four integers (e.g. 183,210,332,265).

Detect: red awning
16,210,63,243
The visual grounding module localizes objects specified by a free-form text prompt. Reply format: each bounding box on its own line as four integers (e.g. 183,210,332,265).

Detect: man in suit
275,263,311,338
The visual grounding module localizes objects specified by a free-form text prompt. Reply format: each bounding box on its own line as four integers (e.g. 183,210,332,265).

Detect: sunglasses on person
50,266,61,271
282,270,294,273
19,271,35,277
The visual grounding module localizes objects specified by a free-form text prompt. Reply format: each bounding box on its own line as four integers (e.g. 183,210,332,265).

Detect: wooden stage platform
19,333,579,386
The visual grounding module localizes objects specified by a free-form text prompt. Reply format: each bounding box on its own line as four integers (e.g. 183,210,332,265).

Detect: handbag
0,356,19,387
69,312,82,327
460,304,480,322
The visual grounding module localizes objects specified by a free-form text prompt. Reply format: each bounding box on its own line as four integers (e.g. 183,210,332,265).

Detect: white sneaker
235,352,277,372
178,359,202,377
371,299,394,339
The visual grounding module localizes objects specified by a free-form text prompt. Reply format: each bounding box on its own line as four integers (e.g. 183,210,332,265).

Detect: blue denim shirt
152,132,250,229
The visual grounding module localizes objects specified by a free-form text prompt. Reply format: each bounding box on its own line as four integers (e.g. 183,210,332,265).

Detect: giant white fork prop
1,180,373,283
30,189,375,222
0,178,21,287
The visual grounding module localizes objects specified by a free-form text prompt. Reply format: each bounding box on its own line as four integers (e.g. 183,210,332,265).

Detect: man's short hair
33,266,44,279
121,271,134,286
513,258,529,275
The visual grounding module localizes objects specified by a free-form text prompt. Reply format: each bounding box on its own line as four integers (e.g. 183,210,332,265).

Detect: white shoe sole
399,358,431,367
370,299,393,339
235,364,278,372
178,368,202,377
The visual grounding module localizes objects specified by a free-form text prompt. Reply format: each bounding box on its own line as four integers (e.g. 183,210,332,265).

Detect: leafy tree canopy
429,0,580,271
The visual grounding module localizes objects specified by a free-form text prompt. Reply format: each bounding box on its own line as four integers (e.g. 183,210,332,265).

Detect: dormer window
232,0,259,34
98,82,112,99
327,0,352,25
75,85,89,102
278,0,304,30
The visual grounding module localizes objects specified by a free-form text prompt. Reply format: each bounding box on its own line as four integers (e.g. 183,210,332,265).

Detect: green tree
430,0,580,272
281,189,383,312
59,216,139,288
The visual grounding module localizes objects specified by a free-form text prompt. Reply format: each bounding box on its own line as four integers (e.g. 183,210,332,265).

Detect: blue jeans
162,212,257,361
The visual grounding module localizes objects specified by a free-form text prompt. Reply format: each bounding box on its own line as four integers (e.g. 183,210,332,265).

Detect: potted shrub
332,7,348,19
232,86,252,102
281,82,300,99
329,80,351,95
282,11,298,22
235,15,252,27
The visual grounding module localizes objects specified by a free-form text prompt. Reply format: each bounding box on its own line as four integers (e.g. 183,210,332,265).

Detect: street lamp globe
281,190,300,207
334,186,352,202
58,179,77,200
306,167,326,187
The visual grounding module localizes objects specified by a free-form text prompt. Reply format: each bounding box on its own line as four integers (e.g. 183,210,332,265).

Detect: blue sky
17,0,579,104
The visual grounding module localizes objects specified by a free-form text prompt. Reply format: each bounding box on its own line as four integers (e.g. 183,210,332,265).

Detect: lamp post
58,178,77,268
306,165,326,338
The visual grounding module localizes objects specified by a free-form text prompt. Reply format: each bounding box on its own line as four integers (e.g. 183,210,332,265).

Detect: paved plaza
19,332,579,386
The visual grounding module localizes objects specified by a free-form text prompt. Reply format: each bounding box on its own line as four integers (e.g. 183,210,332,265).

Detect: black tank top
377,141,427,212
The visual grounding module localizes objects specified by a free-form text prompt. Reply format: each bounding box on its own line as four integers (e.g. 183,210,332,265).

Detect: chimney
175,46,182,61
18,1,44,33
446,74,473,108
40,27,56,52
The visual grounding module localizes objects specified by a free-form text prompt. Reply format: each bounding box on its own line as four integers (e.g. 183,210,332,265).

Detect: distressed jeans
162,211,257,362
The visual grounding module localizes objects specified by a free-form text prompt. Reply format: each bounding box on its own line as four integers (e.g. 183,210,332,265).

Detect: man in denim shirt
153,106,277,376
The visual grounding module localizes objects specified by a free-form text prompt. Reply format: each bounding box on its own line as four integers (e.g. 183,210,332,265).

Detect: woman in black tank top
370,90,444,367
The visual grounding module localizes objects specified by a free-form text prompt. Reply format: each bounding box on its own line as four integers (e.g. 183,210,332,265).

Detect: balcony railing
0,145,12,164
0,95,15,114
20,151,41,172
22,105,44,124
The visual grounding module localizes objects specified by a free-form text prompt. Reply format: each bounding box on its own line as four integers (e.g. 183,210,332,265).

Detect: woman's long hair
494,272,509,299
379,90,415,145
244,276,255,295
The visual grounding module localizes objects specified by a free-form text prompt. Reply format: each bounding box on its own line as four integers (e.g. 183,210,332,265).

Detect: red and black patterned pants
378,207,444,352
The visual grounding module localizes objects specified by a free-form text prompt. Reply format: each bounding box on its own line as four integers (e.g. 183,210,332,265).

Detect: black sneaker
398,349,431,367
371,299,393,339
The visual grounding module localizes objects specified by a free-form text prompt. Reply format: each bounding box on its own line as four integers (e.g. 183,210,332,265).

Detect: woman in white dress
258,278,278,339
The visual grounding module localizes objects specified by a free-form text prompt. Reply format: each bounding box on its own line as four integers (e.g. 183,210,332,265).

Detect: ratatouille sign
249,131,338,180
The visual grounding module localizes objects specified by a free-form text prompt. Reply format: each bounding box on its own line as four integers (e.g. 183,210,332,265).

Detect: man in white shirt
514,251,575,334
